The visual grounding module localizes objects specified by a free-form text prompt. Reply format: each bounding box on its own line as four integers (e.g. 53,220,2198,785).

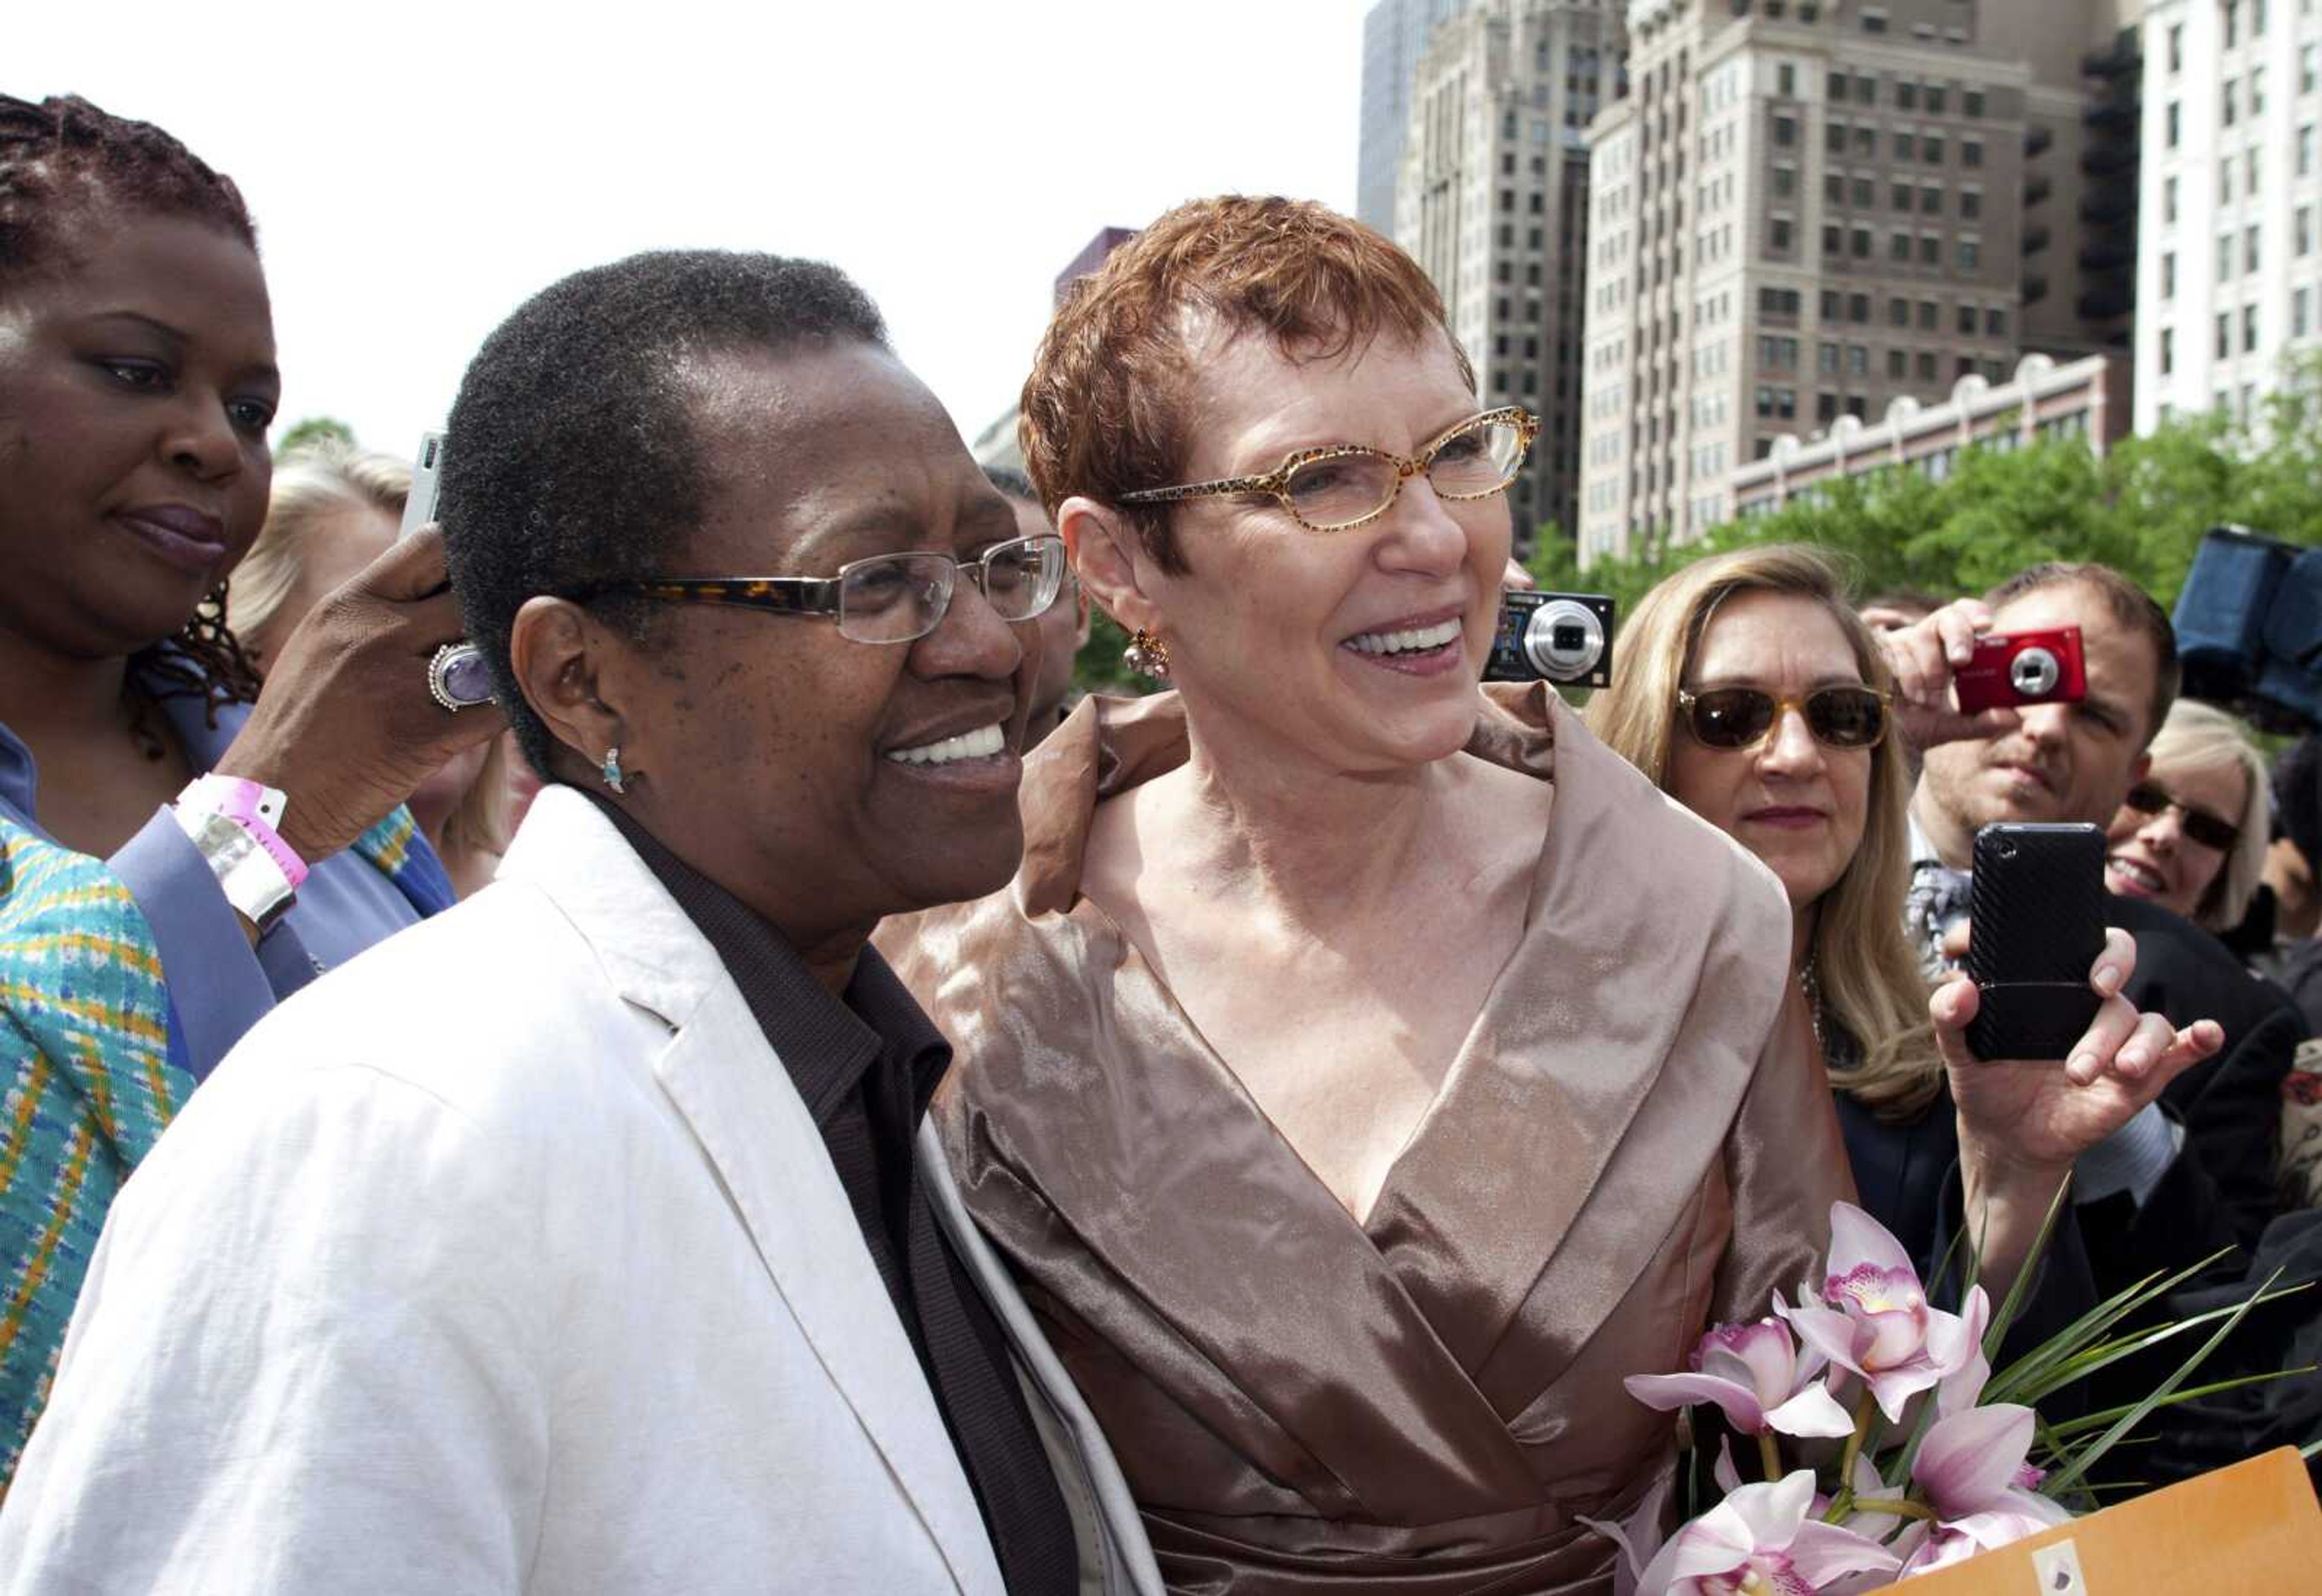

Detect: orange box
1899,1447,2322,1593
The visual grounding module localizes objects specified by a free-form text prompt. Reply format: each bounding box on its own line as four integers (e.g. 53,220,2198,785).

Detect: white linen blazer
0,788,1159,1595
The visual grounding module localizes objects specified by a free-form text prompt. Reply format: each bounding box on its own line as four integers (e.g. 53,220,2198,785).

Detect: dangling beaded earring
1123,628,1171,681
599,745,627,794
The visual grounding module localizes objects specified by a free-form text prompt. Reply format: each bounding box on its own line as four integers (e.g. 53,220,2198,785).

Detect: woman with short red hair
882,196,1849,1593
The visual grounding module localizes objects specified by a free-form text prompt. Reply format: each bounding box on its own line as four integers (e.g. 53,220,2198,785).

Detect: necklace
1798,955,1827,1054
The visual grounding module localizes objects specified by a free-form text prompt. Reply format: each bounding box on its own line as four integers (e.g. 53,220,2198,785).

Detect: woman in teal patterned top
0,94,496,1487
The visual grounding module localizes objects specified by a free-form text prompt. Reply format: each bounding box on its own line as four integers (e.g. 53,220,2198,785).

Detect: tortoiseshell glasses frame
1116,406,1541,533
582,533,1066,646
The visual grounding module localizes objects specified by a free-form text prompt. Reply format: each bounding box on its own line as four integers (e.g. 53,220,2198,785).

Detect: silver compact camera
1483,591,1615,689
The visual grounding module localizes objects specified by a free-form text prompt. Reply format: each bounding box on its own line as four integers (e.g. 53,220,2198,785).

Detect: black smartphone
1965,823,2108,1062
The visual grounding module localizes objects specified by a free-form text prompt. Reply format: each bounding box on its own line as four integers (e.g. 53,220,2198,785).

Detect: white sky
16,0,1370,457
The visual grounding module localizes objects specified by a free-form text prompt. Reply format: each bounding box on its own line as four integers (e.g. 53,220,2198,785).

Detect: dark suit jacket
2102,895,2303,1261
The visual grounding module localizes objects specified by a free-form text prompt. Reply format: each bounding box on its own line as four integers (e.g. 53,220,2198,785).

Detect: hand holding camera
1877,598,2087,751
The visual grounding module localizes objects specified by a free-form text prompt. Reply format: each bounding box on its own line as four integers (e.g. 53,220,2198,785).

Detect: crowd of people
1,91,2317,1594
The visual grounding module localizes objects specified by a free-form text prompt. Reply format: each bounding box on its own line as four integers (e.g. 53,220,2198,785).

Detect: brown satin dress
878,683,1851,1595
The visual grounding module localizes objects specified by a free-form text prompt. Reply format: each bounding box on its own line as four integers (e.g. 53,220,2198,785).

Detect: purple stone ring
426,641,495,712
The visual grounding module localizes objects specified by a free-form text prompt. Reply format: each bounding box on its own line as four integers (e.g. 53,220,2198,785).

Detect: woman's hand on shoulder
213,528,506,862
1877,597,2023,753
1931,926,2224,1183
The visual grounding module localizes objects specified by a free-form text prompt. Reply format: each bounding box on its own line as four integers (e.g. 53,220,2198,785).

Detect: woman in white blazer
0,252,1159,1596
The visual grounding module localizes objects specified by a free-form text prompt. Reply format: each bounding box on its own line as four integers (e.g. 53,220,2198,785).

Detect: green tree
274,415,356,458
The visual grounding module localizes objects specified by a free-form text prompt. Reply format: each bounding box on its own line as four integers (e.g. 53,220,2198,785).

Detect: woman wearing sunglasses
2104,699,2271,935
1589,545,2216,1326
877,198,1851,1594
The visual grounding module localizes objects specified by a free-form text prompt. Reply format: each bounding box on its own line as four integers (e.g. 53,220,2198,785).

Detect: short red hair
1019,195,1472,574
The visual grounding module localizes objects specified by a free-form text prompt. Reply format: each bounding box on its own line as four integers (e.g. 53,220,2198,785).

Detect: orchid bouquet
1593,1201,2298,1592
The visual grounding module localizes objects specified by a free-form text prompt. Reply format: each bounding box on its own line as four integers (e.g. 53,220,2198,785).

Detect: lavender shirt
0,679,445,1082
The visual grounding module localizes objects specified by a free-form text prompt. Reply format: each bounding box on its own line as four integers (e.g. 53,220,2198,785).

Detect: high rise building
1575,0,2135,566
1360,0,1478,233
1397,0,1625,553
2134,0,2322,435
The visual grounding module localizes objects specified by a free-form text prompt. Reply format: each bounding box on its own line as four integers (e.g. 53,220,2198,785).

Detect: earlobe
1058,495,1160,636
509,597,625,777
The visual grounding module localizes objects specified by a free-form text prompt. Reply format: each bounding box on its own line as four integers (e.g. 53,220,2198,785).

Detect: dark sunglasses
2122,782,2241,851
1675,685,1891,751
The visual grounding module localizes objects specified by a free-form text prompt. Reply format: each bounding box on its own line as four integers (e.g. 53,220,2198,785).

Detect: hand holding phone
1963,823,2108,1060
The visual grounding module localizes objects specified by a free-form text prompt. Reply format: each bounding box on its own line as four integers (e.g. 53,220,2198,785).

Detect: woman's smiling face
1120,326,1514,779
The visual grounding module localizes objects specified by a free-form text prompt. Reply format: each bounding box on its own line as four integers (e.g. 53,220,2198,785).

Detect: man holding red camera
1885,562,2299,1269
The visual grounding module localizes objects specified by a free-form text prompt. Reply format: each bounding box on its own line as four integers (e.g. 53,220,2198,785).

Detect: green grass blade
2041,1267,2285,1498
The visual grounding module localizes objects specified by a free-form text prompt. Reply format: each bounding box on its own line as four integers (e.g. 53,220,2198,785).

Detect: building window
2296,287,2311,340
1821,288,1842,317
1853,175,1876,206
2226,82,2240,126
1774,163,1797,196
1928,85,1948,115
1856,74,1876,105
1919,299,1939,330
2220,233,2236,280
1775,113,1799,147
2255,66,2268,115
1920,184,1942,215
1778,63,1797,96
1829,70,1848,101
2222,156,2236,204
1957,303,1977,335
1817,391,1840,422
1847,344,1868,375
2246,305,2260,352
1986,307,2006,337
2164,176,2178,226
2298,206,2314,256
1850,293,1870,322
2247,225,2262,273
1899,80,1920,111
1958,237,1979,269
1862,8,1888,32
1924,134,1946,163
1853,226,1873,258
2162,250,2177,297
1921,232,1943,265
1823,222,1842,253
1772,216,1796,250
1823,118,1843,153
1888,348,1908,377
2161,326,2175,374
2168,22,2184,73
1965,88,1985,117
1961,188,1982,220
2167,101,2181,148
1819,340,1840,374
2217,311,2233,358
1917,351,1938,379
1889,296,1910,326
1895,131,1916,161
1825,171,1846,203
1892,229,1914,261
1856,125,1877,155
2301,125,2317,177
1893,182,1914,210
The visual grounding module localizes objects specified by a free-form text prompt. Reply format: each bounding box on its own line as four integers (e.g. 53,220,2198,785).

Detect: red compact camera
1954,626,2087,713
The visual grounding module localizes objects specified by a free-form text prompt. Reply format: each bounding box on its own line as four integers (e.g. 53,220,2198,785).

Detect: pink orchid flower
1626,1311,1856,1439
1891,1402,2072,1578
1599,1470,1902,1596
1779,1202,1991,1424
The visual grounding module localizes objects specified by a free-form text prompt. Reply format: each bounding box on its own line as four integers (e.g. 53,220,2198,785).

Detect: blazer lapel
499,790,1003,1596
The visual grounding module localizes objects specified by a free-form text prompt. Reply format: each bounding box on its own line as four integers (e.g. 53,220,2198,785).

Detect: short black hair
983,464,1038,504
0,94,256,284
440,250,888,776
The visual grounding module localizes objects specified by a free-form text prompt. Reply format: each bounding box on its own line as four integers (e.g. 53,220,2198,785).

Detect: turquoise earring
600,745,626,794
